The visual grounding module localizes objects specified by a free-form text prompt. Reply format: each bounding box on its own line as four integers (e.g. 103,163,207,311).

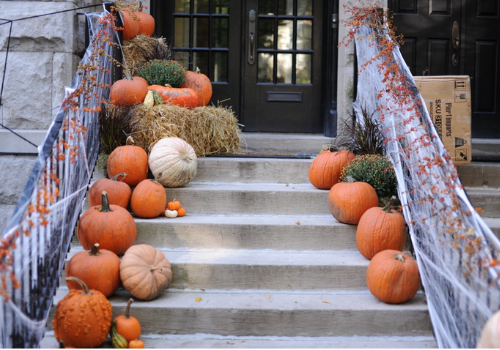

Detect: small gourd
110,320,128,348
143,89,164,107
165,209,178,218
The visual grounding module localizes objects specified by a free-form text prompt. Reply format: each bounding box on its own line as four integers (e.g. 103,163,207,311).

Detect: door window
172,0,229,82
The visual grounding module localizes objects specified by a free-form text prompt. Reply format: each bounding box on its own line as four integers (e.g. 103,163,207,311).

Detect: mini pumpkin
356,196,406,260
148,137,198,188
148,85,198,109
181,67,213,106
167,199,181,210
129,339,145,348
115,298,141,343
328,176,379,225
177,207,186,217
130,179,167,218
366,250,420,304
77,191,137,255
107,143,148,187
120,244,173,301
52,277,112,348
110,73,148,107
308,147,355,190
65,243,121,297
88,173,131,208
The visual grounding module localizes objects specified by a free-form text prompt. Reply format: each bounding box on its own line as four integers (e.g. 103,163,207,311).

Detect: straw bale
128,104,243,157
122,34,170,77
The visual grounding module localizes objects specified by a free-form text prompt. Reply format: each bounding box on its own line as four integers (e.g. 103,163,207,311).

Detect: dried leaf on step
322,300,330,304
195,297,202,302
265,293,271,299
296,221,300,225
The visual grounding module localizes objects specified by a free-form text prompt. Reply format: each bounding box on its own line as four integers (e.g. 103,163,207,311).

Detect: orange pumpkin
52,277,112,348
148,85,198,109
181,67,212,106
120,244,173,301
110,74,148,106
167,199,181,210
129,339,145,348
356,196,406,260
366,250,420,304
177,207,186,217
107,144,148,187
88,173,131,208
130,179,167,218
308,147,355,190
65,243,121,297
120,10,139,40
328,177,378,224
135,11,155,36
115,298,141,343
77,191,137,255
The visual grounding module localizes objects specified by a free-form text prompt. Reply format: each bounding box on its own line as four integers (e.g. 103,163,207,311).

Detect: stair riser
48,307,432,337
133,221,357,251
458,163,500,188
467,193,500,218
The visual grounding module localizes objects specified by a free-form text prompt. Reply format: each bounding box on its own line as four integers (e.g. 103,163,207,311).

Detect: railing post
104,1,123,83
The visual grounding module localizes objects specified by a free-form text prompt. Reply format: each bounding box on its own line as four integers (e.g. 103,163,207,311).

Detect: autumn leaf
195,297,202,302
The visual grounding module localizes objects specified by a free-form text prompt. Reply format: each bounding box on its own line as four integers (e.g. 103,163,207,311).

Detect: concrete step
457,162,500,188
240,133,333,155
40,332,437,348
47,288,433,338
63,247,369,291
130,214,357,251
465,187,500,218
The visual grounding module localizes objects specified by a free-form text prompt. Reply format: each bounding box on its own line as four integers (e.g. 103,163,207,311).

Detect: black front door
390,0,500,138
151,0,332,134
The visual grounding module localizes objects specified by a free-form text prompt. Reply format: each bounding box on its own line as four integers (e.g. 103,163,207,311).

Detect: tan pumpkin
88,173,131,208
308,147,355,190
328,176,379,224
366,250,420,304
120,244,173,301
130,179,167,218
107,143,148,187
148,137,198,188
356,196,407,260
477,310,500,348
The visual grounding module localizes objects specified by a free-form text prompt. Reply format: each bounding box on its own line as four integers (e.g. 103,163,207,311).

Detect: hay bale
122,34,170,77
127,104,243,157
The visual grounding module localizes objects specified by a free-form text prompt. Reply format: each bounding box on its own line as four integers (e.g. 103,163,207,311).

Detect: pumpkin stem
125,136,135,145
65,276,92,295
395,253,405,263
382,195,398,213
195,67,201,74
149,265,162,272
345,175,356,183
100,191,113,213
124,71,133,80
89,243,101,256
111,172,127,182
124,298,134,319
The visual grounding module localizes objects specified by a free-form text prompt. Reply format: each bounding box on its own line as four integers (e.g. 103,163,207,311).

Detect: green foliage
340,154,398,203
137,59,186,87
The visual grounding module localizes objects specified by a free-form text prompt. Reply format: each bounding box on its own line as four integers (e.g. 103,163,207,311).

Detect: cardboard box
413,76,472,165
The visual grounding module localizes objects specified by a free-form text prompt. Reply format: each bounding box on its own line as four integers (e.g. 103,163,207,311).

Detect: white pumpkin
477,310,500,348
148,137,197,188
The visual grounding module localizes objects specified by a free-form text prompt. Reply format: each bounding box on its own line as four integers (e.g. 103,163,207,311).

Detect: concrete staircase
40,133,500,348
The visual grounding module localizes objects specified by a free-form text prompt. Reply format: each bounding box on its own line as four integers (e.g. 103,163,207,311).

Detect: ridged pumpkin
120,244,173,301
65,243,121,297
135,11,155,37
366,250,420,304
107,144,148,187
88,173,131,208
52,277,112,348
115,298,142,343
356,196,407,260
328,177,378,224
477,310,500,348
308,147,355,190
181,67,212,106
77,191,137,255
148,137,198,188
130,179,167,218
148,85,198,109
110,74,148,107
120,10,139,40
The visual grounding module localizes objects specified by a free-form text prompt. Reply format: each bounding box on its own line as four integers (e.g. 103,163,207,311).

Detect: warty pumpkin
52,277,112,348
65,243,121,297
366,250,420,304
107,143,148,187
356,196,407,260
130,179,167,218
88,172,131,208
148,84,198,109
120,244,173,301
148,137,198,188
115,298,142,343
181,67,213,106
328,176,379,224
110,73,148,107
77,191,137,255
308,147,355,190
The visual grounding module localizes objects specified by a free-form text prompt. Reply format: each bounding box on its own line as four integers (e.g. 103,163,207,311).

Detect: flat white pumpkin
477,310,500,348
148,137,197,187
